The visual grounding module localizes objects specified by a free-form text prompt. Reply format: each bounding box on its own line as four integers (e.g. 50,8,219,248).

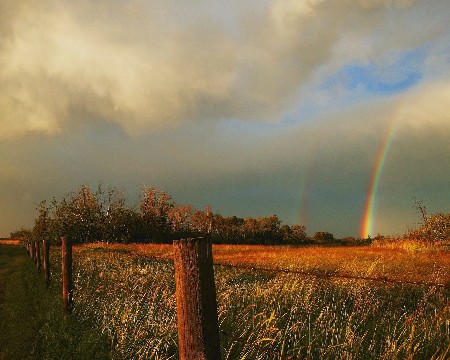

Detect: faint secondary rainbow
360,121,400,239
298,155,318,229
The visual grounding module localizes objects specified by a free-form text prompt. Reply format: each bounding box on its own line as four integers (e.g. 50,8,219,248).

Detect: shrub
313,231,335,243
408,213,450,242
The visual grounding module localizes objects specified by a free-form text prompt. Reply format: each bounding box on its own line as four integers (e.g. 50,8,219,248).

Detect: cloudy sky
1,0,449,238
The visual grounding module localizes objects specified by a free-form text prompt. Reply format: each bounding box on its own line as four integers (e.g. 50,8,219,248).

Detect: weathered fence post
173,237,221,360
61,236,73,314
35,240,41,272
43,239,50,287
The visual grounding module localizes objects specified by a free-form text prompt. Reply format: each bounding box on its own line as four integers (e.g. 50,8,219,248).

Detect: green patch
0,245,111,360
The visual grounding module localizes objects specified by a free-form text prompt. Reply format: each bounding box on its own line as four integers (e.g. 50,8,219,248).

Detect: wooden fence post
43,239,50,287
173,237,221,360
61,236,73,314
35,240,41,272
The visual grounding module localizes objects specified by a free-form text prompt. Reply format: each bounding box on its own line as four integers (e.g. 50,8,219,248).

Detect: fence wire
213,262,450,289
139,254,449,289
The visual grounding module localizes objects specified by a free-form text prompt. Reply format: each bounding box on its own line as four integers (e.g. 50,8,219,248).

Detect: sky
1,0,449,238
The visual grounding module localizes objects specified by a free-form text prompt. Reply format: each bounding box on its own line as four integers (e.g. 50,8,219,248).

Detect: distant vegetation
12,184,449,246
14,184,310,246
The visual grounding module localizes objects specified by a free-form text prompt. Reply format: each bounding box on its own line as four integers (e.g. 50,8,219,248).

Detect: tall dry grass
47,243,450,359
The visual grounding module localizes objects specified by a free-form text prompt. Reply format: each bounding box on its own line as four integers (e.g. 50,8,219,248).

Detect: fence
25,237,449,360
26,237,221,359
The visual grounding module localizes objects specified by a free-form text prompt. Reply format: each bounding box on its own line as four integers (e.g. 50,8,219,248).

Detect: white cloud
0,0,448,139
396,80,450,129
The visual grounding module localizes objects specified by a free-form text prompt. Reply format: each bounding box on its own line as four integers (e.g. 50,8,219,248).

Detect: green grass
0,245,111,360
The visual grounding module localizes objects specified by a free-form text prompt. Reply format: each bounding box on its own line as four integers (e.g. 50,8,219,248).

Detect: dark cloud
2,0,448,137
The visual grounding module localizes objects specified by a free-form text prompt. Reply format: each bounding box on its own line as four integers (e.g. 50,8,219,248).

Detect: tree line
13,185,448,245
12,184,315,245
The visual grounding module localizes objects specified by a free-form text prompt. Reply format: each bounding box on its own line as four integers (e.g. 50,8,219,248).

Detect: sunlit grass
50,244,449,359
77,242,450,285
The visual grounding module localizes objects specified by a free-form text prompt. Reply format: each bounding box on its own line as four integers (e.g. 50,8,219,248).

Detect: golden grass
76,242,450,287
59,243,450,359
0,239,21,246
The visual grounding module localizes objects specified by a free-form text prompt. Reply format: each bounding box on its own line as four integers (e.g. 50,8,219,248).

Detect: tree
256,215,281,244
243,217,258,242
30,200,53,243
313,231,334,243
211,215,245,243
140,186,174,242
168,204,193,238
242,215,282,244
21,182,318,246
10,227,32,240
53,185,102,244
281,224,307,244
190,205,213,236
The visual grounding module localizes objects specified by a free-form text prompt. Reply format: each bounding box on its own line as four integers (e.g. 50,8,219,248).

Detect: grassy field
0,244,110,360
2,241,449,359
77,242,450,285
68,242,449,359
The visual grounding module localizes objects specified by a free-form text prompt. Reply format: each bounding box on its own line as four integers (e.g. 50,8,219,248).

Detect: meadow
41,242,450,359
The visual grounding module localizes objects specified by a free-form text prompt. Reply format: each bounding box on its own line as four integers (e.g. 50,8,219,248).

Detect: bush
408,213,450,242
313,231,335,243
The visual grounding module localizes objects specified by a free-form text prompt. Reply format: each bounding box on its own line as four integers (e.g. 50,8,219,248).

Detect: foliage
408,213,450,242
10,227,32,239
100,186,145,244
167,204,193,238
140,186,174,242
52,185,103,244
313,231,335,243
17,183,308,245
281,224,307,243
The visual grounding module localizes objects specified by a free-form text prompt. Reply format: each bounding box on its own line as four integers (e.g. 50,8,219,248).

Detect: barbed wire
116,252,450,289
213,262,450,289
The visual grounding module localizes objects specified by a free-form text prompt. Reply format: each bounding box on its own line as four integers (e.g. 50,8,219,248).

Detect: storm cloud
1,0,449,237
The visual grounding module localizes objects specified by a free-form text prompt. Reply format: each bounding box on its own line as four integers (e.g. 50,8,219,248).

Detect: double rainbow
360,121,400,238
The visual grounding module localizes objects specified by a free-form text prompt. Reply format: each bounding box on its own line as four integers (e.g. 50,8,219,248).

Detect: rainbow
360,121,400,238
298,155,317,228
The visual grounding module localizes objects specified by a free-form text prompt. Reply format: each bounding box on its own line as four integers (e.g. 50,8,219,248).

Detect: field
0,238,21,246
68,243,449,359
2,241,449,359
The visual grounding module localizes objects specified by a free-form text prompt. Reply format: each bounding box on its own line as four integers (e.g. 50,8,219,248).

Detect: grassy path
0,245,111,360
